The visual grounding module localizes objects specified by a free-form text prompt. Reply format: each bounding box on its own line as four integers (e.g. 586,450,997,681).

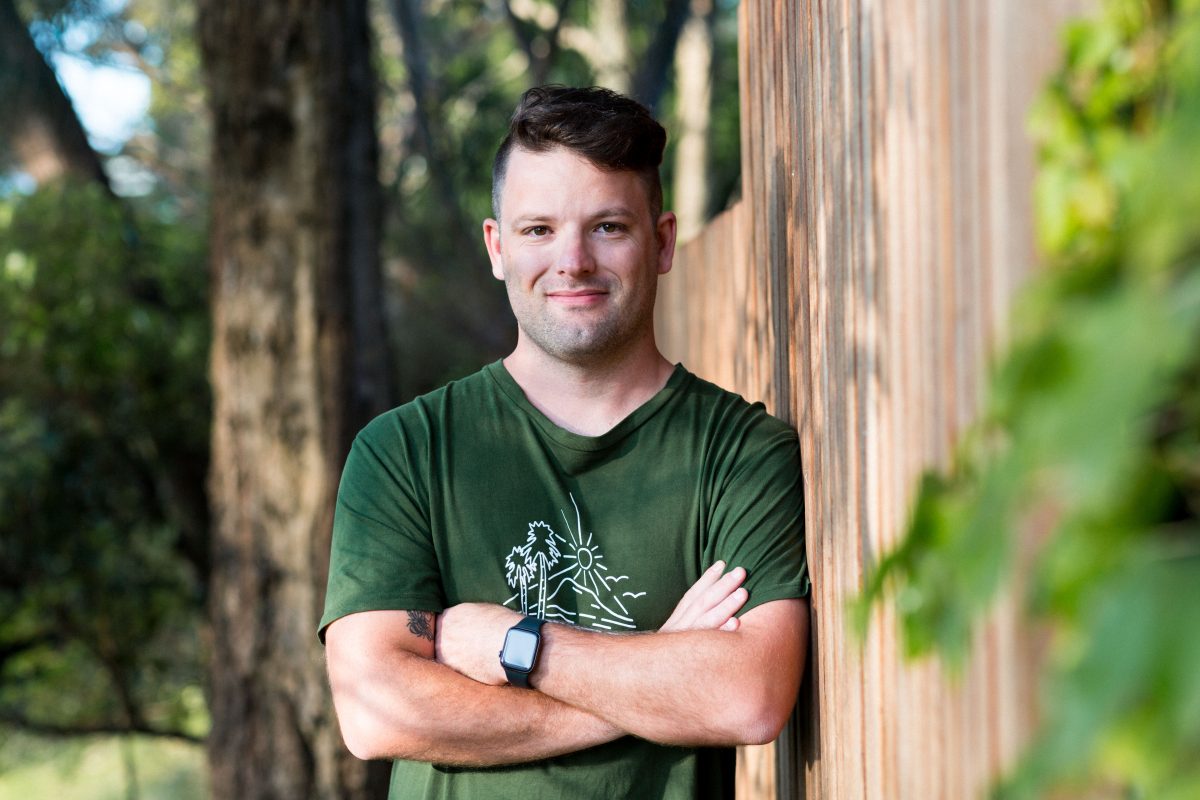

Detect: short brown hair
491,85,667,220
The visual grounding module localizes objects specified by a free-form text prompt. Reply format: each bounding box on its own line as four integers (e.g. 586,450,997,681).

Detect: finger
720,616,739,632
683,560,727,601
693,566,745,615
711,565,746,595
662,561,727,630
673,565,744,628
698,585,748,629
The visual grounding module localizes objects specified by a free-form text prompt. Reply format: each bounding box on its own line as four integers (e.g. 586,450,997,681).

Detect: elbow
715,598,808,746
721,672,799,746
340,725,380,762
328,670,425,762
327,665,389,760
727,697,793,746
334,699,425,762
333,696,393,761
324,614,441,762
738,705,791,746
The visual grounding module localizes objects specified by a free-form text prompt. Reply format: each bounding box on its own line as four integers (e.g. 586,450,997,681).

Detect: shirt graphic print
501,494,647,630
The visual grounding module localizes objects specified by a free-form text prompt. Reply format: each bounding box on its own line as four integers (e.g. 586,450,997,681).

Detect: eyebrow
589,207,637,220
510,215,552,228
508,207,638,232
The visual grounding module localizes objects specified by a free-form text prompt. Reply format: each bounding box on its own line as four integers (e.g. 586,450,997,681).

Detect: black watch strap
513,615,545,634
500,616,545,688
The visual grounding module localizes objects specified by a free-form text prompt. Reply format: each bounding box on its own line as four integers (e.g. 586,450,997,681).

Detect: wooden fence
655,1,1093,797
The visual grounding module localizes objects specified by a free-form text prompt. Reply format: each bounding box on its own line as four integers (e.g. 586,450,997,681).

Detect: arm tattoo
406,610,435,642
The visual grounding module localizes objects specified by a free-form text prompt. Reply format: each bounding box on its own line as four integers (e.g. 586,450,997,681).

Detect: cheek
504,251,550,286
502,271,536,303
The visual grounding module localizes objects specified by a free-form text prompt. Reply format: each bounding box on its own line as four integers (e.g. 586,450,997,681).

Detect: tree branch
0,711,204,744
501,0,573,86
0,0,112,190
0,632,63,665
387,0,462,225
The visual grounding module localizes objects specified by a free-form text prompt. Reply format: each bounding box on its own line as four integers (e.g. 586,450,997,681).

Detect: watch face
502,628,539,671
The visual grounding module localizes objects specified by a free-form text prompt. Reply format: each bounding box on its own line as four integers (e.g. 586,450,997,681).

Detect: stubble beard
505,277,658,367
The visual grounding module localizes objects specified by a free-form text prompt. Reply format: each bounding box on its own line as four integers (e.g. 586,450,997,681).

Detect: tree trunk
672,0,714,242
591,0,630,93
0,0,111,189
630,0,691,114
197,0,391,796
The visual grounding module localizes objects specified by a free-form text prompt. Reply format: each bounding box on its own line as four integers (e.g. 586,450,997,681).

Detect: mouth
546,288,609,306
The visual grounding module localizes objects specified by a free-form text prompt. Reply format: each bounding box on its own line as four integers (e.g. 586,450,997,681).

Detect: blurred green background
1,0,743,796
2,0,1199,797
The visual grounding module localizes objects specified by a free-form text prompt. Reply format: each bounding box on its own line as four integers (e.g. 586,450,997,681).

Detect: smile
546,290,609,306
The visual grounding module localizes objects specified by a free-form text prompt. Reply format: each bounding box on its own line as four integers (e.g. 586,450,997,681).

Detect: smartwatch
499,616,545,688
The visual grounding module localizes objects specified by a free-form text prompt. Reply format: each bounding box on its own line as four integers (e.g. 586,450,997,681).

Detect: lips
545,287,609,297
545,285,610,305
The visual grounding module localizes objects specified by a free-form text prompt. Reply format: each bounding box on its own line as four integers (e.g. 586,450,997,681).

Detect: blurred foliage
18,0,124,53
14,0,209,207
2,0,211,765
0,181,209,746
0,731,206,798
857,0,1200,797
0,0,742,786
115,0,209,215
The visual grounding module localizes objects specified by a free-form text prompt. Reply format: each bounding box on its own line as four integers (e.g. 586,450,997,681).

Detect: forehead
499,147,652,218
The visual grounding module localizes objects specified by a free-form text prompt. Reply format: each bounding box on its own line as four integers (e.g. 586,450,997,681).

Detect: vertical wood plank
656,1,1096,798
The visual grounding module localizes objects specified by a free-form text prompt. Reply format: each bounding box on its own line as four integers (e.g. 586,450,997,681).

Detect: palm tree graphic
523,521,561,619
504,542,534,614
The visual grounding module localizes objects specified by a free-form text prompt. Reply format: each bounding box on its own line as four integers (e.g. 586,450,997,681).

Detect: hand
660,561,748,633
435,602,522,685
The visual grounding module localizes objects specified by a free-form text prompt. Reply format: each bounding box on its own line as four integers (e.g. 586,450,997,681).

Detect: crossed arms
324,562,808,767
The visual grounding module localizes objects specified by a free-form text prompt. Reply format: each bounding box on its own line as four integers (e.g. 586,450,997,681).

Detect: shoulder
673,368,798,447
343,364,504,491
663,370,803,499
355,362,500,448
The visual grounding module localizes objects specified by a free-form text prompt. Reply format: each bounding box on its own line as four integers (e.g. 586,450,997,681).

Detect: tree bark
630,0,691,113
671,0,714,242
590,0,630,93
197,0,391,797
387,0,461,232
0,0,111,189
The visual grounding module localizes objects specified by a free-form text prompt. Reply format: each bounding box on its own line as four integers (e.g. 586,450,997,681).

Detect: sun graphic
550,495,617,597
562,539,610,596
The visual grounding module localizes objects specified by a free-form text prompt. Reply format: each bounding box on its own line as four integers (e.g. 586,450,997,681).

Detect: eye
596,222,625,234
526,225,551,237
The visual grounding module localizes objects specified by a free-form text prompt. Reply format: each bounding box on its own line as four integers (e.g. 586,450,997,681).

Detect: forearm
326,617,622,766
533,615,801,747
434,572,806,748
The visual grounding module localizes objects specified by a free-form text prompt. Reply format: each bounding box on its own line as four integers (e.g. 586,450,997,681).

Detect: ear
654,211,677,276
483,218,505,280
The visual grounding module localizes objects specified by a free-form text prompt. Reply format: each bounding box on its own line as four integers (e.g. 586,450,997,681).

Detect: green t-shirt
320,361,808,800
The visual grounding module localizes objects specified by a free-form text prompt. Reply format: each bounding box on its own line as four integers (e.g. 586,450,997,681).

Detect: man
320,86,809,799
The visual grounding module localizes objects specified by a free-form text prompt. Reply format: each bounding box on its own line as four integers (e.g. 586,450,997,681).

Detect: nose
555,228,596,277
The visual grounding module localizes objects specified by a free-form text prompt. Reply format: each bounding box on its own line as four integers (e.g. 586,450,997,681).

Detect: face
483,147,676,366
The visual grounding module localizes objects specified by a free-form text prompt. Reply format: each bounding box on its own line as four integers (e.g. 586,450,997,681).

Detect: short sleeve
318,412,446,643
706,415,809,616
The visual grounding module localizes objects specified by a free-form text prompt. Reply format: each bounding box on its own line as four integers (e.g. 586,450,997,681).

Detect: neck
503,335,675,436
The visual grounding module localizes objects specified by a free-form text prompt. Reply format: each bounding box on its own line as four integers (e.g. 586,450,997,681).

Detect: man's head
491,86,667,222
483,87,676,369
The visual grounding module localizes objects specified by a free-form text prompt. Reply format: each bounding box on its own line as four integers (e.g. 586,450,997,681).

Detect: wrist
499,615,545,688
